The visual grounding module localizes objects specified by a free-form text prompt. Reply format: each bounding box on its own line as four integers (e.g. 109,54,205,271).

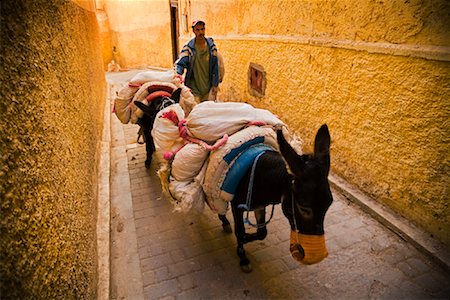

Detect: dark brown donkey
134,88,182,168
218,125,333,272
136,93,333,272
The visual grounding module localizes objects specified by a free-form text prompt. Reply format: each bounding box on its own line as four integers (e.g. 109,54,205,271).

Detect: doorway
170,1,179,63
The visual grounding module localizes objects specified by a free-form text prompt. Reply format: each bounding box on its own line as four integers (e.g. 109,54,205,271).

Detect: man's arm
174,46,191,75
207,38,220,87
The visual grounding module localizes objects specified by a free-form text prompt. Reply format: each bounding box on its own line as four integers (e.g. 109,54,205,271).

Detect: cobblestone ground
109,71,449,299
121,125,449,300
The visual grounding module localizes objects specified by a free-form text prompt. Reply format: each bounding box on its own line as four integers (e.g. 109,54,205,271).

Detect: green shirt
189,44,210,99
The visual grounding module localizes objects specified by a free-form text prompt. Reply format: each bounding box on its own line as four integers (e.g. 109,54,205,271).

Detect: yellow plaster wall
0,0,105,297
180,0,450,245
103,0,174,68
186,0,449,46
96,8,114,70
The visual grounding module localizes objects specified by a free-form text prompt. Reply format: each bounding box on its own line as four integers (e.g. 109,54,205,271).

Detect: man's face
193,24,205,39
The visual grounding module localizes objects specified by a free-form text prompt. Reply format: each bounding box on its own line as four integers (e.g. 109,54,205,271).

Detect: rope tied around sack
160,110,229,160
173,74,184,85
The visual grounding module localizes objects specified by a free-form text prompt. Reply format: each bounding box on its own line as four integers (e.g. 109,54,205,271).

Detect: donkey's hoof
144,160,151,169
240,263,252,273
222,224,232,234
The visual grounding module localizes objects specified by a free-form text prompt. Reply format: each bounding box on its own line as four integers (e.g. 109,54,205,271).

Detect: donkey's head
134,87,182,120
277,124,333,265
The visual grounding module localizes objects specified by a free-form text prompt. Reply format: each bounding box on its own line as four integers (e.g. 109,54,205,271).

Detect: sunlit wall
0,0,105,297
179,0,450,245
100,0,174,68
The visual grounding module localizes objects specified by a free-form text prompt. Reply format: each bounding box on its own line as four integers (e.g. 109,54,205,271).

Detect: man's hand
208,86,218,100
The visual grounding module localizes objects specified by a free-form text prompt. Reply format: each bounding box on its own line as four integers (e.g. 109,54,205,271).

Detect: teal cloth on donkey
223,136,265,164
220,143,275,201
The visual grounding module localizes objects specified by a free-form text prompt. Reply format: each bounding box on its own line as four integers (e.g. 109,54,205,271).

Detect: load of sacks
152,101,285,214
113,69,196,124
112,69,293,215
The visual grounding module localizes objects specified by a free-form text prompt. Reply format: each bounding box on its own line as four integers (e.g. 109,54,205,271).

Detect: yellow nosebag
290,230,328,265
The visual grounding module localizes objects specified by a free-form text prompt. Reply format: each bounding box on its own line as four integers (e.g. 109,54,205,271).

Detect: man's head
192,19,205,39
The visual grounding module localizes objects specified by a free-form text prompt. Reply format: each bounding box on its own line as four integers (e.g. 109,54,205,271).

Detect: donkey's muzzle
290,230,328,265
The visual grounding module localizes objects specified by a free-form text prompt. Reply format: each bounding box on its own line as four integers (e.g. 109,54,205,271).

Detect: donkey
218,125,333,272
135,92,332,272
134,88,182,168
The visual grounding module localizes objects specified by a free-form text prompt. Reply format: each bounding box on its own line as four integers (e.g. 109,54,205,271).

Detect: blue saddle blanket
220,143,275,200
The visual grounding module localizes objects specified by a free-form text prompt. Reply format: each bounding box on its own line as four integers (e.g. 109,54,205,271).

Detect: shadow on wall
1,1,106,298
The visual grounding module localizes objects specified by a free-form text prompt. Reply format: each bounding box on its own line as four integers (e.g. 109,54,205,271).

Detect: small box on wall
248,62,266,98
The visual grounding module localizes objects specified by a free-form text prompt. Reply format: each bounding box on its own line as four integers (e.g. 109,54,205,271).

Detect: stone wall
0,0,105,297
96,7,114,70
179,0,450,245
102,0,174,68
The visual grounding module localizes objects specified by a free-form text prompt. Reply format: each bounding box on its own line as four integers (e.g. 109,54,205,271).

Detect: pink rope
247,121,267,126
161,110,180,124
163,143,187,161
160,109,229,152
159,109,270,156
174,74,184,84
185,134,229,151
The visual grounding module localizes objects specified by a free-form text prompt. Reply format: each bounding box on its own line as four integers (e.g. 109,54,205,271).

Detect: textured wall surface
103,0,174,68
192,0,449,46
96,8,114,70
0,0,105,298
178,0,450,245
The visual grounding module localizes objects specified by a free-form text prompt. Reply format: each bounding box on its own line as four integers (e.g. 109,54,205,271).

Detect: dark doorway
170,1,179,63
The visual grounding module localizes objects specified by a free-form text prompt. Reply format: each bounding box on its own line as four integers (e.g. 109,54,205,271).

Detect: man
175,19,223,102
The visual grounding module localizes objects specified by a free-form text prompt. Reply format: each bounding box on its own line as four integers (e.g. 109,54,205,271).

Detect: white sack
130,69,176,84
114,98,132,124
185,102,284,142
151,104,185,162
168,160,208,213
171,143,209,181
113,85,140,124
179,86,198,116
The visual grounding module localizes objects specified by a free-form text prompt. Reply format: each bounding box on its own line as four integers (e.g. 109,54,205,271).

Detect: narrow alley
2,1,449,298
106,70,450,300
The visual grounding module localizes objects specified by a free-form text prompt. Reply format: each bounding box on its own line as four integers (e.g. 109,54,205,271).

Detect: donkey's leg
240,208,267,243
254,208,268,240
231,205,252,272
218,214,232,234
144,130,155,168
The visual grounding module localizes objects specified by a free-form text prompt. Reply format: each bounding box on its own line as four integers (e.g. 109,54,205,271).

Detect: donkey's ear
314,124,330,157
314,124,331,172
171,88,182,103
277,129,305,175
134,101,155,116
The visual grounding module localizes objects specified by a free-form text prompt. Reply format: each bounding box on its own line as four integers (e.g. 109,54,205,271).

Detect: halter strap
292,189,300,232
237,151,276,228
